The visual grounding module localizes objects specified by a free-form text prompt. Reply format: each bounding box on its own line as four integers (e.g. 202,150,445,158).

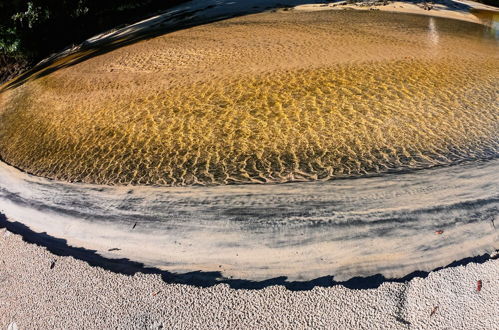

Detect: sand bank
294,0,499,25
0,3,497,328
0,1,497,286
1,157,497,282
1,227,497,329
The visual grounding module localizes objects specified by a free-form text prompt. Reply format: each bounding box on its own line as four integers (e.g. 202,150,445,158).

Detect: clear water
0,11,497,186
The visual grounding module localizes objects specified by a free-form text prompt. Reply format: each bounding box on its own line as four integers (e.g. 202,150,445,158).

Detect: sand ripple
0,11,497,186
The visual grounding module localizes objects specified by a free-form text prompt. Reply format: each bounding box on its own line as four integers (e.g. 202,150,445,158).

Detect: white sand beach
0,1,498,329
1,228,497,329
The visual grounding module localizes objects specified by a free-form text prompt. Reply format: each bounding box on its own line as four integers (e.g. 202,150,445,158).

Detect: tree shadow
0,0,477,92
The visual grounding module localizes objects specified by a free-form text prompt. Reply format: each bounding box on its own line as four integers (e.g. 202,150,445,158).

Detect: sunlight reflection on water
428,17,439,45
471,9,499,40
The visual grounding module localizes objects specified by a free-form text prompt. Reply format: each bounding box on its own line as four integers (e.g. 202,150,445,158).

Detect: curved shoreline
0,6,496,282
0,214,497,290
0,158,497,282
1,0,497,92
0,3,497,328
0,4,496,286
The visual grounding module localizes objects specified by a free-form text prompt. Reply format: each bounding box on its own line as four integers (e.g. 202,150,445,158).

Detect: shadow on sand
1,213,496,291
0,0,478,92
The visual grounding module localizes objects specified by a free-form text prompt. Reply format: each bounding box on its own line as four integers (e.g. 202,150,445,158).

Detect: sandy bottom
0,227,497,329
1,10,497,186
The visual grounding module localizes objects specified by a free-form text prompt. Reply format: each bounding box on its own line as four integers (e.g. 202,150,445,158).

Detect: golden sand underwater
0,11,498,186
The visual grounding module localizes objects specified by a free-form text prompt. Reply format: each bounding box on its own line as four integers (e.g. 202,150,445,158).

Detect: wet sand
0,0,497,293
1,227,497,329
1,158,497,281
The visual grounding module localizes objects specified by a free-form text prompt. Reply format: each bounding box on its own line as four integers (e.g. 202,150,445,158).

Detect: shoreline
1,0,497,90
1,213,497,290
0,155,497,282
0,2,497,327
0,0,496,282
294,0,499,25
0,4,497,283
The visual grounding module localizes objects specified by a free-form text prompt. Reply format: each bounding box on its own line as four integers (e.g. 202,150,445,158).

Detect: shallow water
471,8,499,39
0,11,497,186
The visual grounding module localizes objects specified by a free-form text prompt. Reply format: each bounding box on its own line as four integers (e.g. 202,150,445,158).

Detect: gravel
1,228,497,329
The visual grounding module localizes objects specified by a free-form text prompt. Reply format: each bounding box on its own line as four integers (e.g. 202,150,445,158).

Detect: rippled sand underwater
0,11,498,186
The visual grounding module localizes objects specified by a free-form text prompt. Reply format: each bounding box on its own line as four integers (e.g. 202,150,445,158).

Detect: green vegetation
0,0,497,83
0,0,188,83
0,0,186,61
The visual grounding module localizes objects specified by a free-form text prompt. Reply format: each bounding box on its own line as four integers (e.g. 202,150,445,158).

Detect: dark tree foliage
0,0,497,64
0,0,186,61
474,0,499,6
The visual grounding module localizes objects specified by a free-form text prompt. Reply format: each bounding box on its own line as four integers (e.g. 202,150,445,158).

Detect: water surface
0,11,497,186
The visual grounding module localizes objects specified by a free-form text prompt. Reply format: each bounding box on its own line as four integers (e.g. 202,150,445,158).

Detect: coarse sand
1,228,497,329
